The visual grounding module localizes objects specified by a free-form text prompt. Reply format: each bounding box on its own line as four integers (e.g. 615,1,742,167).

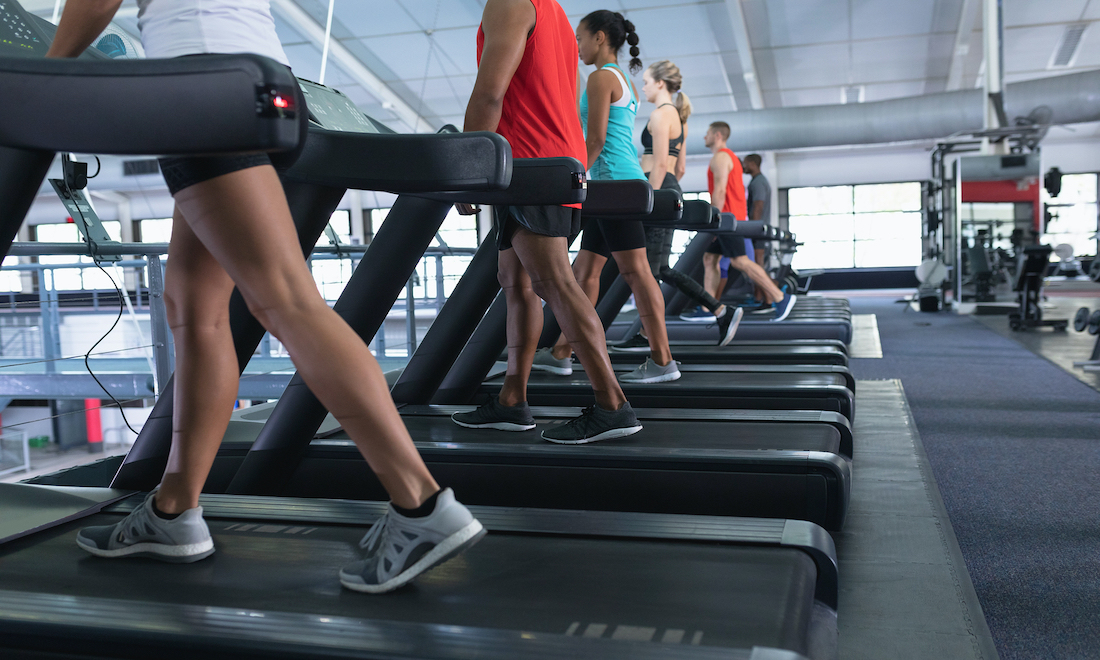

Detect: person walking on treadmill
685,122,795,322
532,11,680,384
744,153,771,303
636,60,742,346
451,0,642,443
50,0,483,593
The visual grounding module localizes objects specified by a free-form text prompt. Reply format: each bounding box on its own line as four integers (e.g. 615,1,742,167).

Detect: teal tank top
579,63,646,182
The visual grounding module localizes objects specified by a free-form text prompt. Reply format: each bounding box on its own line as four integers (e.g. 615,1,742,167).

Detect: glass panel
854,238,922,268
853,182,922,213
1043,202,1098,257
140,218,173,242
0,256,22,292
961,202,1015,221
316,210,352,246
437,208,478,249
1042,173,1097,205
792,241,855,269
853,212,922,241
788,214,855,243
788,185,853,216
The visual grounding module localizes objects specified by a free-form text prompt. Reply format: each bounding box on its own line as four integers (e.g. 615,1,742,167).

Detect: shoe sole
451,417,535,432
618,370,682,384
609,344,651,353
339,519,486,594
543,424,643,444
531,363,573,376
76,536,214,563
679,316,713,323
718,308,744,347
773,295,798,322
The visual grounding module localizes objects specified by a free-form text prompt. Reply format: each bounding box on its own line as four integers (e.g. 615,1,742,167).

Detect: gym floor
841,286,1100,660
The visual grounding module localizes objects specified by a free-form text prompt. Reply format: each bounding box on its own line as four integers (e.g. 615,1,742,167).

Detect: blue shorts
720,256,730,278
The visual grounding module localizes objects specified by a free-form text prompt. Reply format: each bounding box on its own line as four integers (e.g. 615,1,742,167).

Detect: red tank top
477,0,586,206
707,147,747,220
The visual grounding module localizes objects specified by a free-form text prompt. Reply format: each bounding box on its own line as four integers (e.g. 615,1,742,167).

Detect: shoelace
561,406,598,436
358,512,391,551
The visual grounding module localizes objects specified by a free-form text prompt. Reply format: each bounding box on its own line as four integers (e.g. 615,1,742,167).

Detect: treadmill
0,8,838,657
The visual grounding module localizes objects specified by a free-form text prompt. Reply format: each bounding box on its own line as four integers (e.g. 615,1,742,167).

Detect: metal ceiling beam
722,0,765,109
946,0,981,90
269,0,434,132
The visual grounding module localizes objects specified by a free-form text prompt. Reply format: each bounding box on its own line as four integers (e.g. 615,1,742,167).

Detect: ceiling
20,0,1100,135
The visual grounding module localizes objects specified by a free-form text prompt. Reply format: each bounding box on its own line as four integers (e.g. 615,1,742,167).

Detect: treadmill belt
0,510,819,656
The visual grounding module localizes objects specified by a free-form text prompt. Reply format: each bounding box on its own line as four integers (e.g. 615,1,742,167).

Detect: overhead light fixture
1049,24,1089,69
841,85,864,104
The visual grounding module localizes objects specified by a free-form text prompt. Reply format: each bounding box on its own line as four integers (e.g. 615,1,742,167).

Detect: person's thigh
715,234,748,259
163,208,236,321
578,218,611,259
572,249,608,283
171,165,319,308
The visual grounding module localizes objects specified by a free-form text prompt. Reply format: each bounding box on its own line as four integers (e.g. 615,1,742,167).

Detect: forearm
647,160,668,189
711,191,725,210
586,138,605,170
463,94,504,134
46,0,124,58
751,201,764,220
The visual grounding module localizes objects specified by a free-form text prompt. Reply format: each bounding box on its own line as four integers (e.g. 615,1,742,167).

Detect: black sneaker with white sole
609,333,650,352
715,305,744,347
542,402,643,444
451,398,536,431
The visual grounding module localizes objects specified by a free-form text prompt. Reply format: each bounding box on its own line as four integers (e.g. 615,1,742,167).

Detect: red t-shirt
476,0,586,206
707,147,747,220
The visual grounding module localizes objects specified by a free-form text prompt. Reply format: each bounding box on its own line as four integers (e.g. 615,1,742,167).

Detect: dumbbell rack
1072,305,1100,372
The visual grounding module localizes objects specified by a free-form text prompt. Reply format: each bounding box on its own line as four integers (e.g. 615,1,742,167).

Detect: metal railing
0,242,477,401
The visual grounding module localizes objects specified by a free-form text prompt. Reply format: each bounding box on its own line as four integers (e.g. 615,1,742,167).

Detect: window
0,256,21,292
35,221,123,291
139,218,173,243
1043,173,1098,258
786,182,922,269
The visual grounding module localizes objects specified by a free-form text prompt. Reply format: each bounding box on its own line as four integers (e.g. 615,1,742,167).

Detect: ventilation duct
1050,24,1088,68
676,69,1100,154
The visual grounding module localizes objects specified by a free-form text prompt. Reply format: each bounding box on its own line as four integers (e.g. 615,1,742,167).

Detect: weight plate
1075,307,1091,332
1090,310,1100,336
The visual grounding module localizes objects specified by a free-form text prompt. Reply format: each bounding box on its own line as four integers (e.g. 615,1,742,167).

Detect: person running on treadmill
532,11,680,385
50,0,483,594
682,122,795,322
635,59,742,347
451,0,642,443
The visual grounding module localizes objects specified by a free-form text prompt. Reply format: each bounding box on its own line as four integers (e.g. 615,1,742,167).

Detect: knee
732,256,753,269
164,281,227,331
703,253,720,267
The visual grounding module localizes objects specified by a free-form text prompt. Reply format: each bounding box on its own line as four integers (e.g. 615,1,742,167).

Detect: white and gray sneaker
340,488,485,594
531,347,573,376
542,402,643,444
76,491,214,563
618,357,681,384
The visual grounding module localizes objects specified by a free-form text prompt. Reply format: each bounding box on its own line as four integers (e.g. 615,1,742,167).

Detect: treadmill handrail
585,187,679,222
0,54,302,155
284,125,513,194
418,156,586,206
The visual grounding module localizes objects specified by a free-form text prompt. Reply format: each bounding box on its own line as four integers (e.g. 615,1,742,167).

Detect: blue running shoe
772,290,797,322
678,306,713,323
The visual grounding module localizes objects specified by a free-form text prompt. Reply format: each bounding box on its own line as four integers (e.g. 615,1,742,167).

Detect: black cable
69,197,141,436
87,156,101,179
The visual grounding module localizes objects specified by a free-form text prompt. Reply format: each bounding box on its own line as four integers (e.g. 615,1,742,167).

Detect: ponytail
581,10,643,74
674,91,692,123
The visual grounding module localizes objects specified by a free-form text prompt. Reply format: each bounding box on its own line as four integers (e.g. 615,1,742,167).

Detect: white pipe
318,0,336,85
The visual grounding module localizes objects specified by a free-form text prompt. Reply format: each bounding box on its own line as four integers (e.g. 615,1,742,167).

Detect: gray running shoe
531,347,573,376
76,491,214,563
451,398,536,431
340,488,485,594
542,402,643,444
715,305,744,347
618,357,681,384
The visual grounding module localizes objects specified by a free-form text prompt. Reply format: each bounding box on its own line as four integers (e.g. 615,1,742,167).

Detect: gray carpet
845,298,1100,660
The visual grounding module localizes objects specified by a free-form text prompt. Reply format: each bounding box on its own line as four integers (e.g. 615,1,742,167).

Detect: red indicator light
273,95,289,109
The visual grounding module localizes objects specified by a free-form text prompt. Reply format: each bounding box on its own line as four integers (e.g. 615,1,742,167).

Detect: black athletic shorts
753,239,767,252
706,233,751,259
643,172,681,277
494,204,582,251
578,217,647,258
158,153,272,196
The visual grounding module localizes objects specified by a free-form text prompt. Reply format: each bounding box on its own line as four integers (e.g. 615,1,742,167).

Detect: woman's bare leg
550,249,605,360
703,251,724,300
613,247,673,366
731,255,784,303
168,165,437,510
155,207,240,514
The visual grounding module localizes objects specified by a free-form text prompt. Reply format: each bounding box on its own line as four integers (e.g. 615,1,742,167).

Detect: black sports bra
641,103,684,157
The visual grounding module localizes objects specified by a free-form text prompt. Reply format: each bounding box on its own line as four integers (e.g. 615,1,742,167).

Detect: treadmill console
0,0,47,58
298,79,378,134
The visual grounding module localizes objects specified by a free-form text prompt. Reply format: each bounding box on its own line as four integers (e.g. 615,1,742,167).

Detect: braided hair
581,10,642,74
